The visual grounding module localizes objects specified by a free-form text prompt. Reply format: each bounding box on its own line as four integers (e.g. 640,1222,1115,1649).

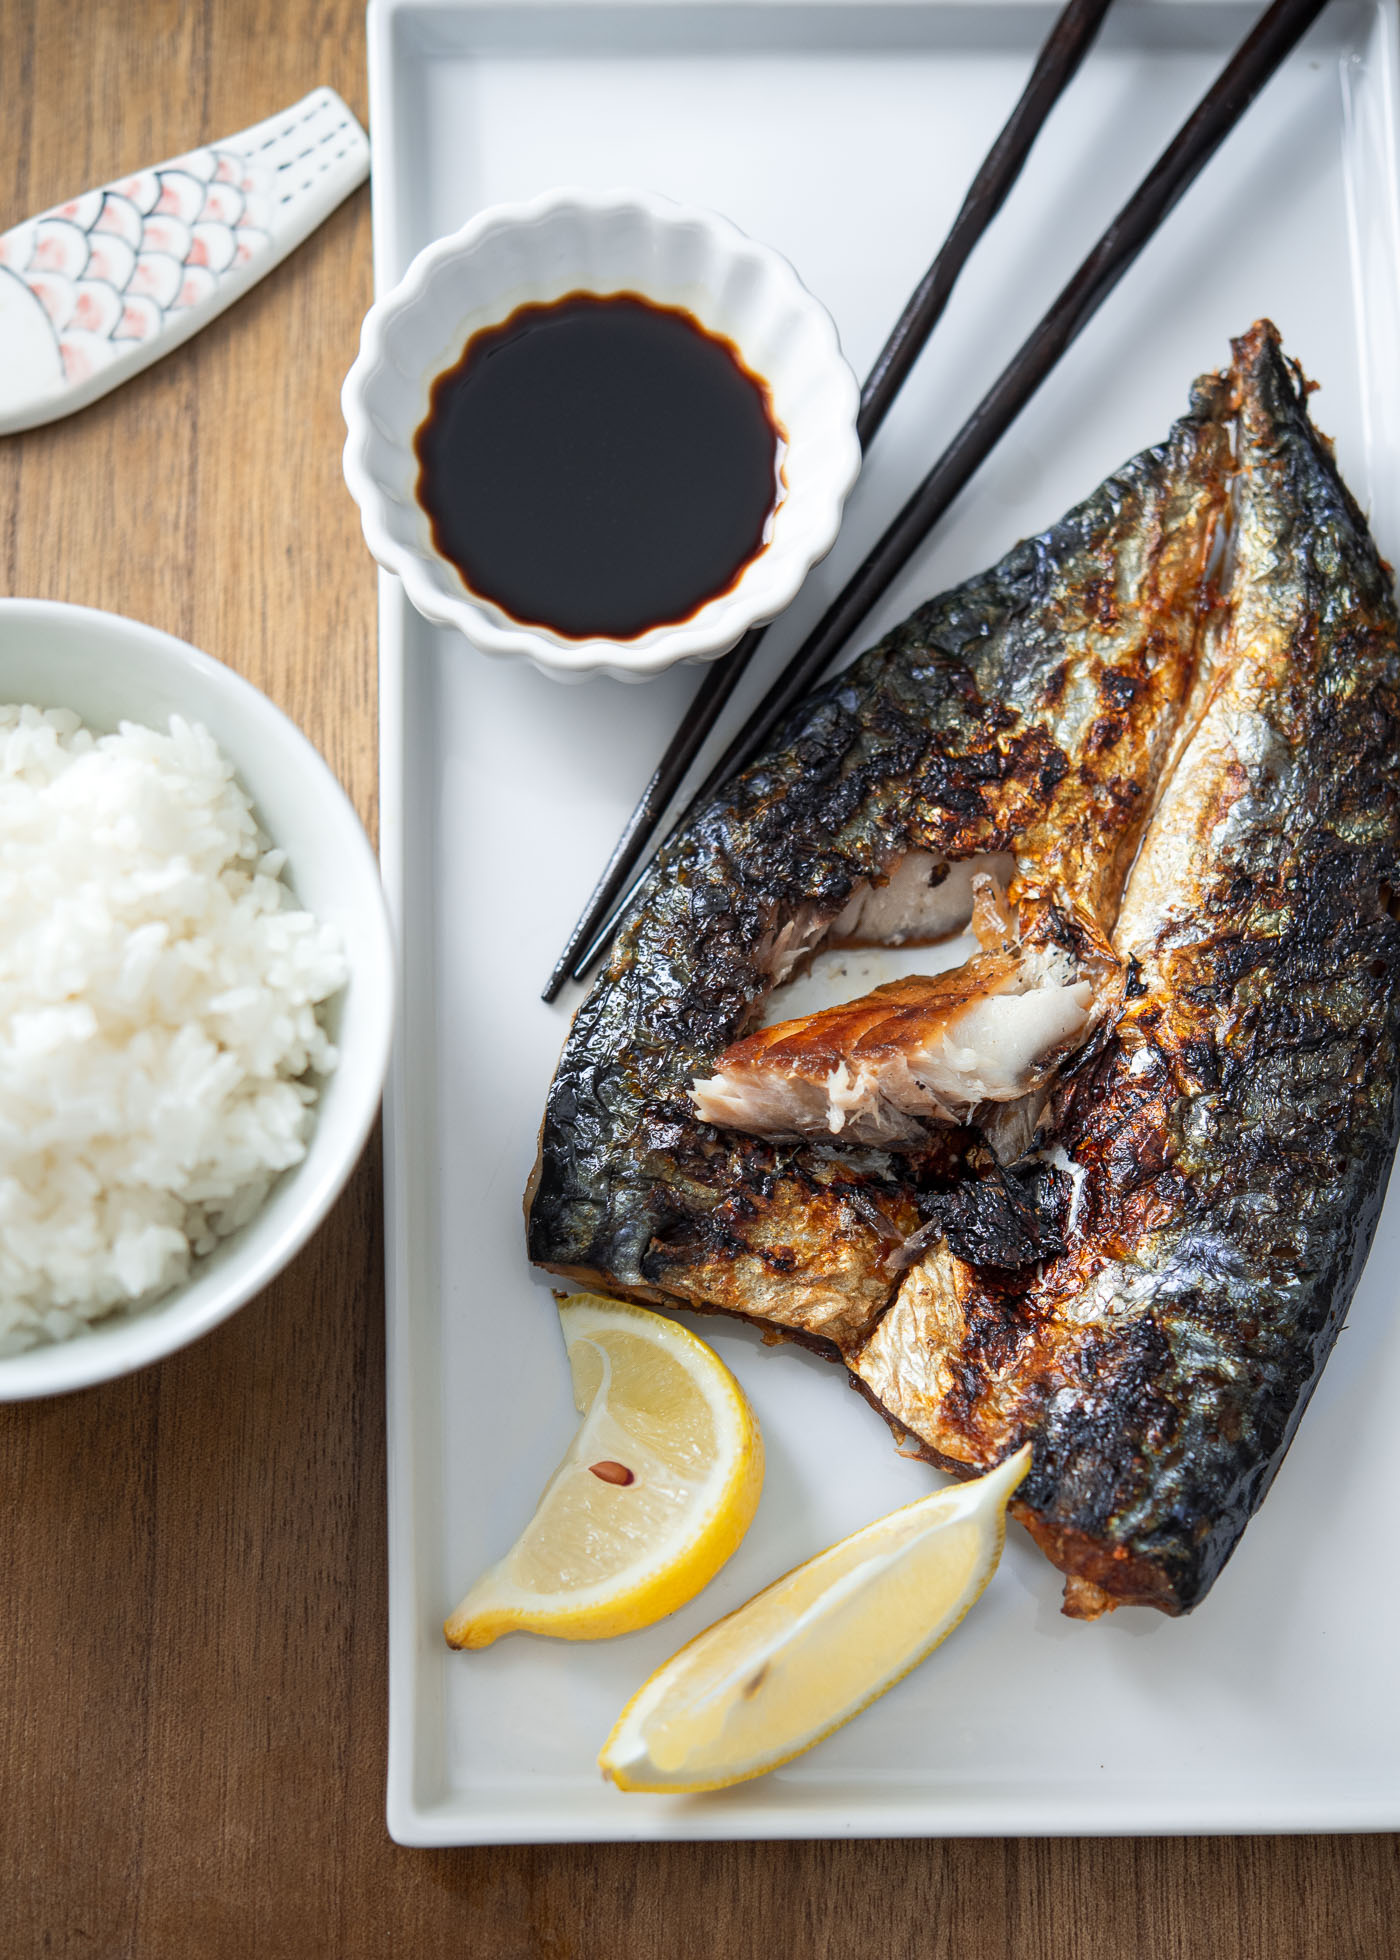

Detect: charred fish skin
1039,323,1400,1612
855,322,1400,1616
527,387,1231,1350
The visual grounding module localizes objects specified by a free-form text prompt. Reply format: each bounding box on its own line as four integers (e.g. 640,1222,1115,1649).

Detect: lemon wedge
599,1443,1031,1792
444,1294,763,1648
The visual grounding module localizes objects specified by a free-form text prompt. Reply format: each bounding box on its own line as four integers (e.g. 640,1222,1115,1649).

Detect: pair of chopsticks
543,0,1330,1004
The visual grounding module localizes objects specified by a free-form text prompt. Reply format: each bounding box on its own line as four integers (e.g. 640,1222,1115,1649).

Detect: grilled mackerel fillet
529,377,1232,1347
528,322,1400,1615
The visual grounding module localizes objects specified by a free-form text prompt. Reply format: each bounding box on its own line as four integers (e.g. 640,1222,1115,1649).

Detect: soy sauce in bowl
413,293,782,642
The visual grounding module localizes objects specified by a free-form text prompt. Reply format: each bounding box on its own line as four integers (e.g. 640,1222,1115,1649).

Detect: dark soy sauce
414,292,780,641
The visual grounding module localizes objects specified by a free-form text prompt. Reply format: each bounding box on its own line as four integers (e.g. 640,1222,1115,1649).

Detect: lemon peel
445,1294,763,1648
599,1443,1031,1792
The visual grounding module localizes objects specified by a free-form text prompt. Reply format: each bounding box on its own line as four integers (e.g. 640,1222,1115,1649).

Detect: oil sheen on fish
528,321,1400,1617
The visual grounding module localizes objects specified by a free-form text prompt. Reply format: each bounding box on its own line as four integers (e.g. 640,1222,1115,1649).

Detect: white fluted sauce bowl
341,187,861,683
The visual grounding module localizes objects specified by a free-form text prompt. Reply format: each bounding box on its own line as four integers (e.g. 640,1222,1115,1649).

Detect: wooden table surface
2,5,1397,1955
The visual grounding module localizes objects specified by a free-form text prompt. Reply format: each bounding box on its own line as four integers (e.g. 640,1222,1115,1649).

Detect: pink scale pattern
1,148,271,385
0,90,367,414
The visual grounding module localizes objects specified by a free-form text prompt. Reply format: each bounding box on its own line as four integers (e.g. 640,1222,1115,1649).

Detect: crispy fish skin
527,386,1231,1349
853,323,1400,1614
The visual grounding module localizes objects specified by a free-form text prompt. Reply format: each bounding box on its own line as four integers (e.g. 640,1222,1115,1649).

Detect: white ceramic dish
374,0,1400,1843
0,600,394,1400
341,185,861,681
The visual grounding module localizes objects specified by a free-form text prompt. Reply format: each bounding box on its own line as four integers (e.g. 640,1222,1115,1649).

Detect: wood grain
0,5,1396,1956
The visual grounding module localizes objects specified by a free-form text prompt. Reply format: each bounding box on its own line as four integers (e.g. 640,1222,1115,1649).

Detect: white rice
0,704,347,1353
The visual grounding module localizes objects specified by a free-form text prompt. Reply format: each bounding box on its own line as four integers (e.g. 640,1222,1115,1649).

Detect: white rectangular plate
373,0,1400,1844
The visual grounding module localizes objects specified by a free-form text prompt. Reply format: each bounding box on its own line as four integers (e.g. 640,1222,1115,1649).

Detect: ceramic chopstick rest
0,87,369,435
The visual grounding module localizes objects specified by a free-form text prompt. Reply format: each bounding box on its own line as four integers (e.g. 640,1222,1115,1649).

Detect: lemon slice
599,1443,1031,1792
444,1294,763,1648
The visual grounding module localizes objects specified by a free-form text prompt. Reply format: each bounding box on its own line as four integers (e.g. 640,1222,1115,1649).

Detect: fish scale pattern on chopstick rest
0,87,368,435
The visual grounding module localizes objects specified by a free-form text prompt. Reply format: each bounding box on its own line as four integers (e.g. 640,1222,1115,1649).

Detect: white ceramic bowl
0,600,395,1399
341,187,861,682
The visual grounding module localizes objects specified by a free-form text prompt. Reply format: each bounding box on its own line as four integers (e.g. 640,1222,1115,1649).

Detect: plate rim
374,0,1400,1845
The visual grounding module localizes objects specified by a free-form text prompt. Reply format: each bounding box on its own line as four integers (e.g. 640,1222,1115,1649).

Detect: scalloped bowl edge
341,188,862,682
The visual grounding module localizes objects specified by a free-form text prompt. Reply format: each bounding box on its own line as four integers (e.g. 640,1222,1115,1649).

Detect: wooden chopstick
565,0,1330,988
541,0,1116,1002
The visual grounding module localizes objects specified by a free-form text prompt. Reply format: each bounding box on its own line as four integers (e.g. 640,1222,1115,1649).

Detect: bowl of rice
0,599,394,1398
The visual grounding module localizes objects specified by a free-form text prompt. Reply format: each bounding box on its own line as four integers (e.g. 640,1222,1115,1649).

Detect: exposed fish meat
690,941,1093,1149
